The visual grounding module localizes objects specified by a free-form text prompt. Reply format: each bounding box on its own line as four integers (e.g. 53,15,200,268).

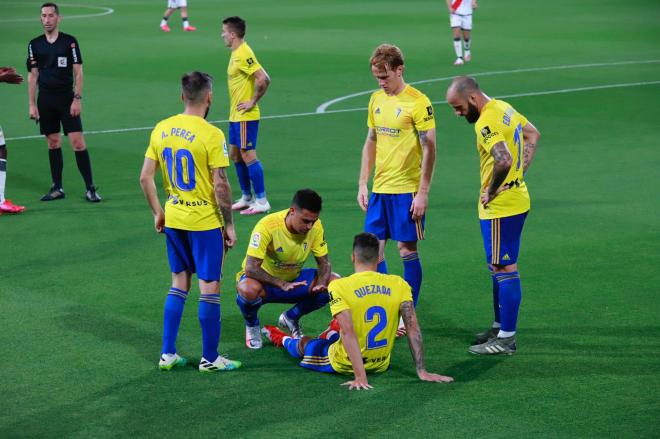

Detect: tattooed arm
311,255,332,293
412,129,437,220
213,167,236,248
481,141,513,208
244,256,308,291
522,121,541,173
237,68,271,112
357,128,377,211
400,301,454,383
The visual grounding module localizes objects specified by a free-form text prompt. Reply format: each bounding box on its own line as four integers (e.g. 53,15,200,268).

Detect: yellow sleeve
311,221,329,257
367,93,375,128
207,128,229,169
145,127,159,160
246,221,272,260
412,95,436,131
475,111,507,153
329,280,350,316
398,277,413,303
238,48,262,76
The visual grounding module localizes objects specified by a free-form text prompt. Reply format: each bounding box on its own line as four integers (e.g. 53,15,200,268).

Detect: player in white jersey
160,0,196,32
446,0,477,65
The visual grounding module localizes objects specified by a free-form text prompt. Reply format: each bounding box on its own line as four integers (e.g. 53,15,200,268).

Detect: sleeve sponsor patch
481,126,491,136
246,57,254,66
250,232,261,249
426,106,433,116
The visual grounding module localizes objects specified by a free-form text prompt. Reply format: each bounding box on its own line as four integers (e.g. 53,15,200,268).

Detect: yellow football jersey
367,85,435,194
145,114,229,230
227,42,262,122
237,209,328,282
475,99,530,219
328,271,413,374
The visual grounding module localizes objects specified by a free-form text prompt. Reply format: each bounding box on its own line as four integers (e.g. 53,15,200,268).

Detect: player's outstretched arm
0,67,23,84
311,255,332,293
139,158,165,233
357,128,377,211
411,129,437,220
336,310,372,390
481,141,513,208
522,122,541,174
212,167,236,248
245,256,307,291
237,68,271,112
400,301,453,383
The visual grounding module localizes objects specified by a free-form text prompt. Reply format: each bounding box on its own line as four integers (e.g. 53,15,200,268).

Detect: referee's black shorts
37,90,83,136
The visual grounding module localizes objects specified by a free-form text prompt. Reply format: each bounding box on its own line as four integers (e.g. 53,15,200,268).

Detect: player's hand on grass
410,192,428,220
154,210,165,233
341,378,372,390
418,370,454,383
70,99,81,117
29,104,40,121
0,67,23,84
236,99,256,113
280,280,307,291
357,184,369,211
224,224,237,249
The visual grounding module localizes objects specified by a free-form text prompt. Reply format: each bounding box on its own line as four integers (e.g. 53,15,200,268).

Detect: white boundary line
0,3,114,23
315,59,660,113
6,80,660,142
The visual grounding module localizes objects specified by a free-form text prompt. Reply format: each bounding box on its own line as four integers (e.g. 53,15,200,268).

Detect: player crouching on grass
262,232,453,390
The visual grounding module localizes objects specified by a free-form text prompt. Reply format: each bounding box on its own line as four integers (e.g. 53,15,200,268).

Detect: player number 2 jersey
368,85,435,194
328,271,413,374
227,42,262,122
475,99,530,219
145,114,229,230
240,209,328,281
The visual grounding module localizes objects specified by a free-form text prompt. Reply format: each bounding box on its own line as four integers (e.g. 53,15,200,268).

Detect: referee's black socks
75,149,94,189
49,148,63,189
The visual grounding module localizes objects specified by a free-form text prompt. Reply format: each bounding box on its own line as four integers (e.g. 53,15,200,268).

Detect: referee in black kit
27,2,101,202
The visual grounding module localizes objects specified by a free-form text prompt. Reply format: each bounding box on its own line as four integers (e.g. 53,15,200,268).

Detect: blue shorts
165,227,224,281
299,338,337,373
238,268,318,303
228,120,259,150
364,193,425,242
480,212,528,266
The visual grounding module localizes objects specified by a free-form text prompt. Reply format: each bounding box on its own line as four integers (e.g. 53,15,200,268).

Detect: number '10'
162,147,196,191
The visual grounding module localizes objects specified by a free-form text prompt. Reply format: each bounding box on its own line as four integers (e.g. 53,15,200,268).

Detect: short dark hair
181,71,213,104
222,16,246,38
41,2,59,15
353,232,379,264
292,189,322,213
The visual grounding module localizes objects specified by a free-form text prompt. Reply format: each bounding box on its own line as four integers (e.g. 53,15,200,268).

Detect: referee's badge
57,57,67,67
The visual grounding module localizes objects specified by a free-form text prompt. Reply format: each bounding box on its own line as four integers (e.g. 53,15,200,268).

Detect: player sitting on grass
262,232,454,390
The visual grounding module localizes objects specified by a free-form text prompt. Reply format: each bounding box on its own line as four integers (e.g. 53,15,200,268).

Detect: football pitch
1,0,659,437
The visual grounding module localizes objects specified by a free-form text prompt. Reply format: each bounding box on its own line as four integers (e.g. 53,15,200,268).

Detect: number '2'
365,306,388,349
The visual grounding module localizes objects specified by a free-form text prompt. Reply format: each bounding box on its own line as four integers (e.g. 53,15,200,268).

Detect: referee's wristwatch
73,93,82,100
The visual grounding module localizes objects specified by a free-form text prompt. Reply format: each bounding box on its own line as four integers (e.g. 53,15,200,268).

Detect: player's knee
491,263,517,274
397,241,417,255
240,149,256,163
237,279,264,301
47,140,61,150
230,146,242,163
70,136,86,151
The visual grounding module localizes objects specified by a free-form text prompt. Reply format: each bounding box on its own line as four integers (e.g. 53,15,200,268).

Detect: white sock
242,194,253,202
498,330,515,338
183,19,190,28
0,159,6,203
453,39,463,58
160,19,167,26
255,197,268,205
492,321,501,329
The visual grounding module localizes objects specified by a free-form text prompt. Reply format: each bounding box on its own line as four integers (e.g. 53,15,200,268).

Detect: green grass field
1,0,659,437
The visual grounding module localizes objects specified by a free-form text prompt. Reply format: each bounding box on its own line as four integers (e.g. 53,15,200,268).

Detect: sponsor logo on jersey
57,57,67,67
250,232,261,249
374,126,401,137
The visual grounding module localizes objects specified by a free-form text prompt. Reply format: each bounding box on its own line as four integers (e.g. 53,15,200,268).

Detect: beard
204,104,211,120
466,101,480,124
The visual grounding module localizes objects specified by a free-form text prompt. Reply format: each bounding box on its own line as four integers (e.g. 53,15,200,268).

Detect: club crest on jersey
395,107,402,118
375,107,381,114
250,232,261,249
57,57,67,67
